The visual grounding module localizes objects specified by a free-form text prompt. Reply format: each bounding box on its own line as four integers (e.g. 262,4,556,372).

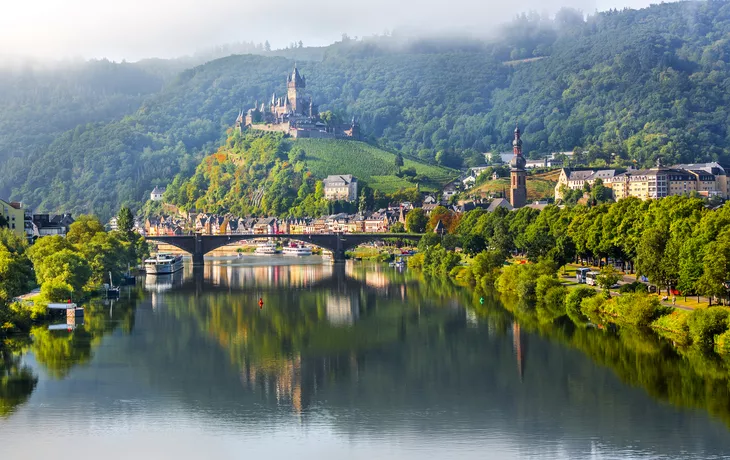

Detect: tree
636,228,670,294
0,246,33,303
117,207,134,234
264,40,271,52
406,209,428,233
461,234,486,256
427,206,456,233
596,265,621,297
36,249,91,299
66,216,105,245
395,153,404,172
390,222,405,233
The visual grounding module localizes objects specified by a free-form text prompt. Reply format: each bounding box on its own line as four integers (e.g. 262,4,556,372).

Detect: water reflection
3,260,730,459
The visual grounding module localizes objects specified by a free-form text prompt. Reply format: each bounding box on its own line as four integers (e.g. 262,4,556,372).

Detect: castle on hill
236,65,360,140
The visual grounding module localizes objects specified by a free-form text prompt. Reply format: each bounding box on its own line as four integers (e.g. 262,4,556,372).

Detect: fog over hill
1,0,659,61
0,1,728,219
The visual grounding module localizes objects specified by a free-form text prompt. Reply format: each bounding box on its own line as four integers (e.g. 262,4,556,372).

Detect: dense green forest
2,1,730,218
163,131,438,216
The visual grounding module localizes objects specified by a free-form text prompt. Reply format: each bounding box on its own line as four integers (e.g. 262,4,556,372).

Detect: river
1,257,730,459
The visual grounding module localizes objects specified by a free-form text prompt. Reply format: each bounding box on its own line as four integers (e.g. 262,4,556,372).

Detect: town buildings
238,66,360,139
31,214,75,238
555,162,728,201
0,199,27,240
323,175,358,202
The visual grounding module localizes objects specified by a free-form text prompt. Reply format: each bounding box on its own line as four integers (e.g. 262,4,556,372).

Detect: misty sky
1,0,660,61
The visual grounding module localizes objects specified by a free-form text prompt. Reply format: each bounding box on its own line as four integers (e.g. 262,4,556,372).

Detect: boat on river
145,253,184,275
254,242,280,255
282,243,312,256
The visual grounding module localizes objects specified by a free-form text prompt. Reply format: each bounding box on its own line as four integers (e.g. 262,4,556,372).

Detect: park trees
406,208,428,233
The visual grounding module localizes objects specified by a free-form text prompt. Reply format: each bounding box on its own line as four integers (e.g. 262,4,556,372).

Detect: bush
687,307,730,350
495,264,521,294
41,278,74,303
536,275,562,302
565,286,596,325
715,329,730,355
407,253,424,269
580,295,607,324
619,281,648,294
651,310,691,347
538,286,568,323
606,294,664,328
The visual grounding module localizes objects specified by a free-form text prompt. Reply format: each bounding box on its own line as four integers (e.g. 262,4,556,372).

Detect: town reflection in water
3,258,730,459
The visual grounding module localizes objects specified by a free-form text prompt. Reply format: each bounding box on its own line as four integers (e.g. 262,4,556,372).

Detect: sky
0,0,662,62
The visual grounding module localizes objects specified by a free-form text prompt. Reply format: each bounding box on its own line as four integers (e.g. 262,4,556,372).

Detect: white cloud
0,0,659,61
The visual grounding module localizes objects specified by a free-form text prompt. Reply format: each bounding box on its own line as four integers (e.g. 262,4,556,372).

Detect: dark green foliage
4,2,730,217
406,208,428,233
687,308,730,351
619,281,649,294
565,287,597,325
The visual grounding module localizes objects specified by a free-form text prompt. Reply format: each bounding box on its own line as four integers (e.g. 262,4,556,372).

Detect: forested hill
2,1,730,218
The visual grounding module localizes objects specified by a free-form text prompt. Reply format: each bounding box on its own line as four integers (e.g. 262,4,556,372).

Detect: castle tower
287,65,306,114
509,124,527,208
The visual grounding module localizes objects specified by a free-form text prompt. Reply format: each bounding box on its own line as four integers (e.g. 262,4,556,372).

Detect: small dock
47,303,84,322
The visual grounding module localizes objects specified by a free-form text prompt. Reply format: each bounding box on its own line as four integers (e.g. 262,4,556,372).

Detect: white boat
282,243,312,256
145,253,184,275
254,242,279,255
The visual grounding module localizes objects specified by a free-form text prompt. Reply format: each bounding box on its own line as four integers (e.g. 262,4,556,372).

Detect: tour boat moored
145,253,184,275
282,243,312,256
254,242,280,255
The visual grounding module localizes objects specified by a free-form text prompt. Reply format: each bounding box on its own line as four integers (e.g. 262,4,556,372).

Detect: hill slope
2,1,730,218
297,139,457,193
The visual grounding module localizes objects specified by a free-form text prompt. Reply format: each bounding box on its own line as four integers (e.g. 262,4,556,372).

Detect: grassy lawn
297,139,458,193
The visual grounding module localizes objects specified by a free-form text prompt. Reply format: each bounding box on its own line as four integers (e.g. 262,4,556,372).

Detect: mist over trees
1,2,730,217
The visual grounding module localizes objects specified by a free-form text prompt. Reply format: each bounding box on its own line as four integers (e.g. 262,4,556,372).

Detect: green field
297,139,457,193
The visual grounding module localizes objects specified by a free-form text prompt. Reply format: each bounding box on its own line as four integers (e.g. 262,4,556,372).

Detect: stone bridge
146,233,423,265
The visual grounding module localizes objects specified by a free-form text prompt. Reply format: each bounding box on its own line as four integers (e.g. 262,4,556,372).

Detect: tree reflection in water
0,337,37,417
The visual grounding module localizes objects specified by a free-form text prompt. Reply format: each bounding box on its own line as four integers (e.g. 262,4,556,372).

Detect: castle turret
287,65,305,114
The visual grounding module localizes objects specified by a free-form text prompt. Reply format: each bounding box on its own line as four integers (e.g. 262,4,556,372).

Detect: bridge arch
146,233,423,265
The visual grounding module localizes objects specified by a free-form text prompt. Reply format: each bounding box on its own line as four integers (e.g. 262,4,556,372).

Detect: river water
2,257,730,459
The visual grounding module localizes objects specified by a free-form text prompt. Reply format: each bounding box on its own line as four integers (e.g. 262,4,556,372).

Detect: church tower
509,124,527,208
287,65,306,114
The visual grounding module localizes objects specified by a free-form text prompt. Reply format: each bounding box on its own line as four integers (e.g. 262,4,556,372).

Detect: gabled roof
323,175,356,185
487,198,513,213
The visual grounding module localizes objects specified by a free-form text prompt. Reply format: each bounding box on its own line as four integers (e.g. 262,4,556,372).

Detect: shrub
715,329,730,355
495,264,521,294
580,295,606,324
651,310,691,347
606,294,664,328
565,286,596,325
538,285,568,323
536,275,563,302
41,278,74,303
687,308,730,350
451,266,474,286
407,253,424,269
618,281,649,294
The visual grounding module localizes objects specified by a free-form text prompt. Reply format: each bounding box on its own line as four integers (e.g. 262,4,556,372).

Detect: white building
150,186,166,202
323,175,358,202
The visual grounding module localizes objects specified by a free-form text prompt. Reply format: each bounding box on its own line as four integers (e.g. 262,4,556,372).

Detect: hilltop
1,2,730,218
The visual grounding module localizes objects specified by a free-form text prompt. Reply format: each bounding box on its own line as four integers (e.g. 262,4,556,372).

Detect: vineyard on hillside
471,171,558,201
297,139,457,193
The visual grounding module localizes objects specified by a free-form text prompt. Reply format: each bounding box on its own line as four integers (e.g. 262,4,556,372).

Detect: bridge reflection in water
146,232,423,264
